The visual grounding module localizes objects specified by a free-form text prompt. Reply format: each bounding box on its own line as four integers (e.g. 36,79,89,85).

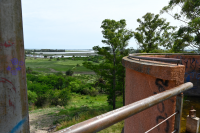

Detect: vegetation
25,57,95,73
161,0,200,52
83,19,133,109
134,12,177,53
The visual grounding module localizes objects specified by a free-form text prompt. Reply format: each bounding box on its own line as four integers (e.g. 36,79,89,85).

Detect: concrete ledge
122,56,185,85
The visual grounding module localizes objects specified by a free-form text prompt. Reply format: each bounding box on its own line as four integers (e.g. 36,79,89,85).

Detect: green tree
84,19,133,109
134,12,176,53
161,0,200,52
66,69,74,76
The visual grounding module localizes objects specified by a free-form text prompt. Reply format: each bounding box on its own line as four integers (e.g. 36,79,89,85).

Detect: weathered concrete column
0,0,29,133
122,56,185,133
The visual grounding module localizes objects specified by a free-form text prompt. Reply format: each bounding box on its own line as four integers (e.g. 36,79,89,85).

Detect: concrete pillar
0,0,29,133
122,56,185,133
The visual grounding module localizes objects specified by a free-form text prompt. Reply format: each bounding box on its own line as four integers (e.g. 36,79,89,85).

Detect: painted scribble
11,58,18,65
0,41,14,48
154,78,170,133
10,117,27,133
156,113,169,132
0,78,17,115
7,58,24,75
175,55,200,90
0,78,16,92
9,99,16,110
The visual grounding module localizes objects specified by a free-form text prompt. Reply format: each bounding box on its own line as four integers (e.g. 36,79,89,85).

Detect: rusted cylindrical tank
122,56,185,133
0,0,29,132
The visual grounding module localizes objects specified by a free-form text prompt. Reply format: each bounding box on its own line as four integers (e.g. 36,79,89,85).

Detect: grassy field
29,93,124,133
25,57,95,73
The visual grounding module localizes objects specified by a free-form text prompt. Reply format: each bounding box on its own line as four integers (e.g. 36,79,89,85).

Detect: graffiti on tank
0,78,16,114
174,56,200,90
10,117,27,133
185,72,200,89
0,78,16,92
154,78,170,133
156,113,169,132
7,58,24,75
180,58,200,71
0,41,14,48
9,99,16,110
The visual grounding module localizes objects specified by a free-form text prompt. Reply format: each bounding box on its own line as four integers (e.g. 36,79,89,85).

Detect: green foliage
46,88,71,106
26,67,33,74
134,12,177,53
27,73,73,106
89,87,99,97
27,90,38,105
69,81,80,92
55,71,63,76
161,0,200,52
66,69,74,76
83,19,133,109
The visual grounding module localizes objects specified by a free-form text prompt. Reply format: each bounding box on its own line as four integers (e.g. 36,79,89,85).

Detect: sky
21,0,185,49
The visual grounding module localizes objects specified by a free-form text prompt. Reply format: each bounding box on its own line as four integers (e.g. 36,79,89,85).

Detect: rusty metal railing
128,54,182,65
55,82,193,133
128,53,200,65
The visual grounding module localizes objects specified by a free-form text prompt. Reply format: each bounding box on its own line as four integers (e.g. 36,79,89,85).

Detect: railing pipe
129,54,182,64
55,82,193,133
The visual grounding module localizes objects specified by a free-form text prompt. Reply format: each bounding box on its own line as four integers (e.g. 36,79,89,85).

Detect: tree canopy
161,0,200,52
83,19,133,109
133,12,176,53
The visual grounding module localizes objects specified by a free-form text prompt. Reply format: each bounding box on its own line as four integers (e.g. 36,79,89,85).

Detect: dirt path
29,106,66,133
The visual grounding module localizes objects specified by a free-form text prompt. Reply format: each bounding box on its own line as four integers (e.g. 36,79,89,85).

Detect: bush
50,56,53,59
31,71,39,74
57,57,60,61
55,72,63,76
27,90,38,105
70,81,80,92
82,88,90,95
89,87,98,96
76,64,80,67
46,88,71,106
66,69,74,76
93,59,99,63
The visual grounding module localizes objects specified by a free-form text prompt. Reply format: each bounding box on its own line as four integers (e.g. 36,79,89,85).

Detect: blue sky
22,0,184,49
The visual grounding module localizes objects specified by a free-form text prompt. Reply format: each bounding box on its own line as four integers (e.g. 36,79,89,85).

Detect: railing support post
174,93,184,133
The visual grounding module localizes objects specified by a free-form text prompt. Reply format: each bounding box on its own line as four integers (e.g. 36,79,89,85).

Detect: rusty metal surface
174,93,183,133
129,54,182,64
55,82,193,133
0,0,29,133
145,112,178,133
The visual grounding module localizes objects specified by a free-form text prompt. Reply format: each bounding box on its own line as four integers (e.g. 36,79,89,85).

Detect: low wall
147,55,200,96
122,56,185,133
